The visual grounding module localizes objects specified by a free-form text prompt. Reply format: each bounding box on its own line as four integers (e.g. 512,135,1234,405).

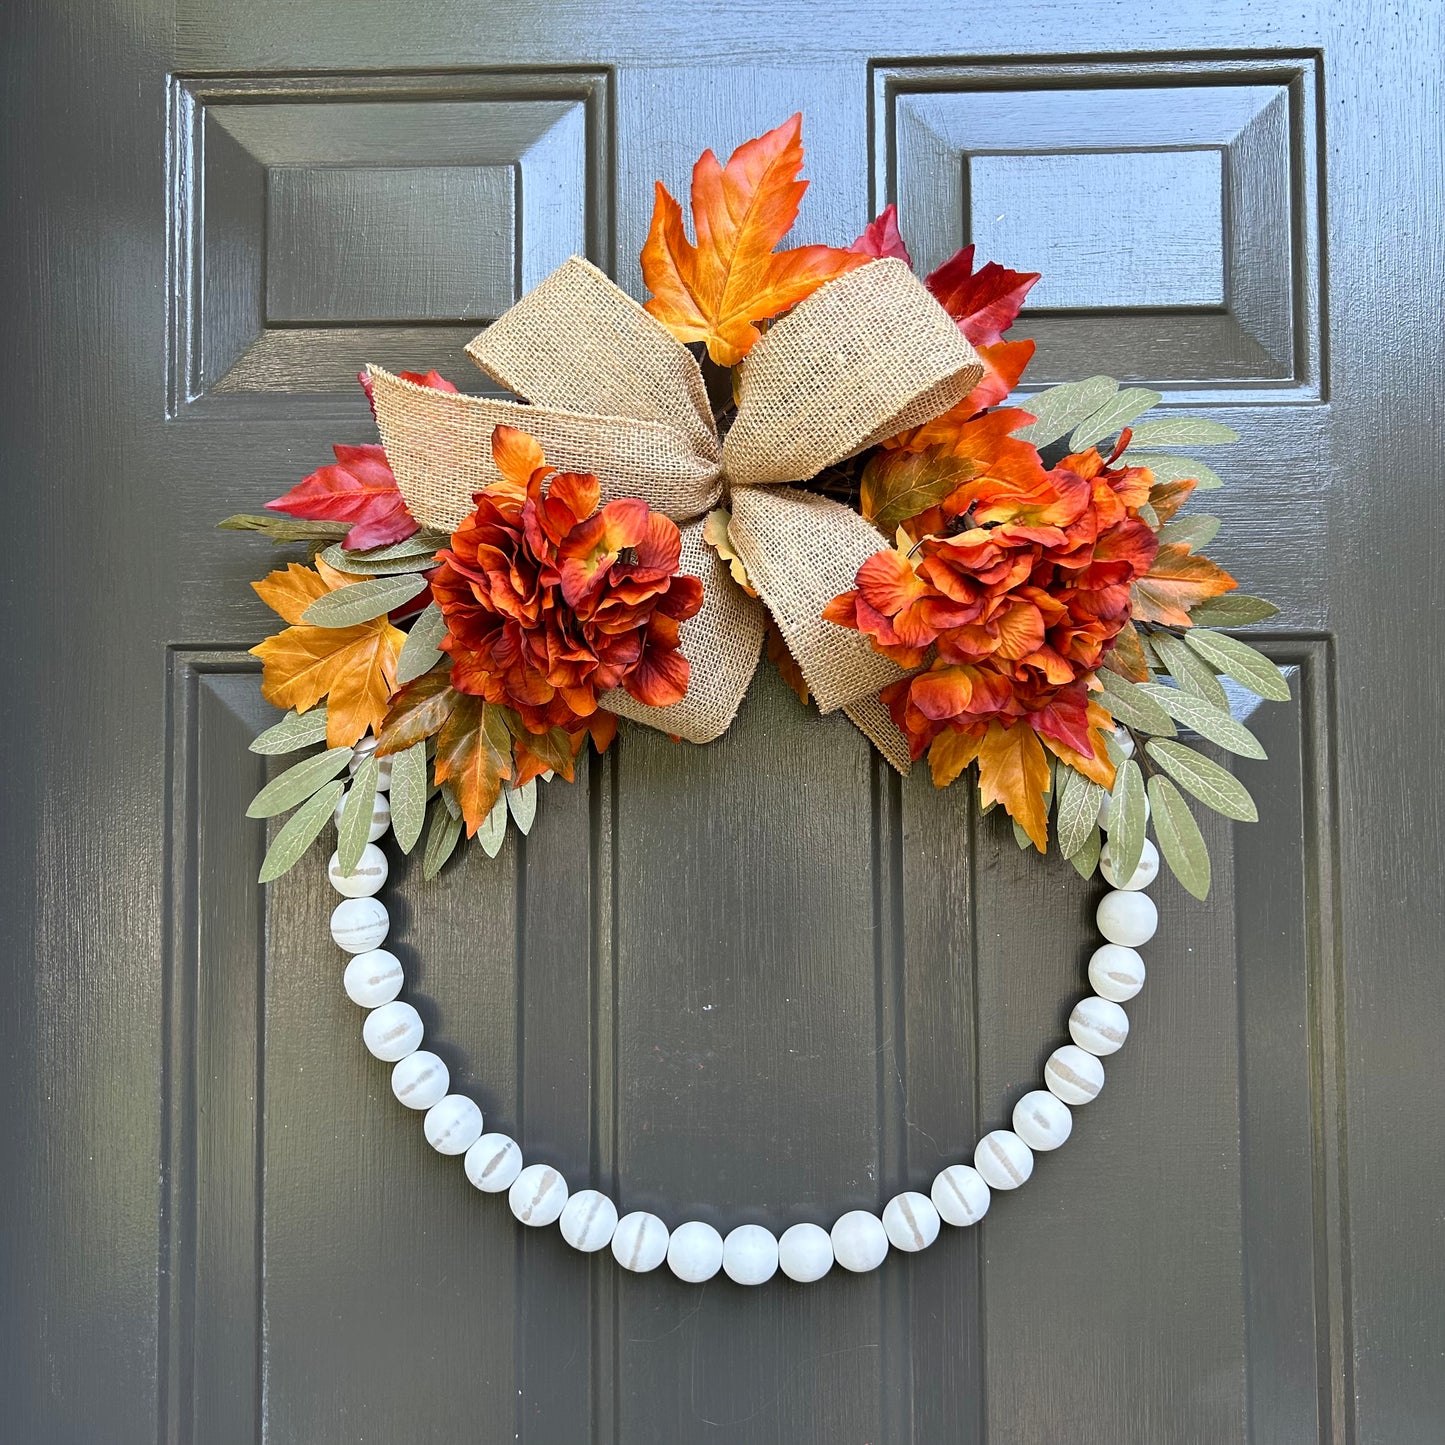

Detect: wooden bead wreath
226,115,1290,1287
323,730,1158,1285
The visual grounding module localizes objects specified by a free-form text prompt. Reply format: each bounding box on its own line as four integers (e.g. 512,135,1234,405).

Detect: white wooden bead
778,1222,834,1282
424,1094,483,1155
465,1133,522,1193
931,1164,991,1227
611,1211,669,1272
343,948,403,1007
974,1129,1034,1190
334,788,391,842
330,896,389,953
328,843,389,897
509,1164,568,1227
391,1050,448,1110
1070,995,1130,1055
362,1000,422,1062
1111,726,1135,758
1100,837,1159,890
1044,1045,1105,1105
723,1224,778,1285
560,1190,619,1253
831,1211,889,1273
1098,788,1149,830
882,1191,940,1252
667,1221,724,1281
1097,889,1158,946
1088,943,1146,1002
349,737,393,791
1012,1090,1073,1151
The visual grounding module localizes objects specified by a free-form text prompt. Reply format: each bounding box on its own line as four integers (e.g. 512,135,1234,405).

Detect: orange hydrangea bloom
432,427,704,735
825,441,1158,759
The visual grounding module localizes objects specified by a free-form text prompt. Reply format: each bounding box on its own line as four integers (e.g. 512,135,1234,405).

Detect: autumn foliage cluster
234,112,1254,874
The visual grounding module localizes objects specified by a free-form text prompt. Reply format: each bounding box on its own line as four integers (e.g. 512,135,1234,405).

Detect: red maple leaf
850,204,912,264
266,444,418,551
924,244,1040,348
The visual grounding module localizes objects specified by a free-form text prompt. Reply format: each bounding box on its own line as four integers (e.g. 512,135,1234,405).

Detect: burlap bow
367,255,982,770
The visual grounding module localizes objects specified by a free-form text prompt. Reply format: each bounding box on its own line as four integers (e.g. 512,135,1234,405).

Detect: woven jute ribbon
367,255,982,771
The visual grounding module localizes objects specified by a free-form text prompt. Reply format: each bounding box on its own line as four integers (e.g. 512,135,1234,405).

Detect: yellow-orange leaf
433,694,513,836
1101,620,1150,682
975,720,1051,851
640,114,869,366
1131,543,1238,627
250,559,405,749
927,726,985,787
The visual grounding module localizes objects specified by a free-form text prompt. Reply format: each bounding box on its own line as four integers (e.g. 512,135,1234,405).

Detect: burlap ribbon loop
367,254,982,764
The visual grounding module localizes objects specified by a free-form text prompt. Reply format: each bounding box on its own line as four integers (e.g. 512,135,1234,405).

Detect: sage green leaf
318,543,439,576
1145,740,1258,822
1097,671,1176,735
396,602,449,685
479,793,509,858
1069,387,1163,450
218,513,350,545
301,572,429,628
1056,766,1105,860
1148,776,1212,899
1068,824,1101,880
439,780,461,820
1012,818,1033,850
257,779,345,884
336,756,379,874
1187,593,1279,626
1149,630,1228,708
351,530,450,561
1156,514,1221,551
1127,417,1238,447
504,779,537,835
1182,629,1292,702
246,747,352,818
388,741,428,854
1136,683,1266,758
250,707,330,755
422,795,463,880
1121,452,1224,490
1013,376,1118,446
1107,760,1147,885
1138,501,1160,528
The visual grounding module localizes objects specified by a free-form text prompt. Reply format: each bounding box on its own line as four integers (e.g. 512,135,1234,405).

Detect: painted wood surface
1,1,1441,1441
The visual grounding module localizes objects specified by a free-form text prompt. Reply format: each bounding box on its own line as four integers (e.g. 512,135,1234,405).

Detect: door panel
5,2,1442,1443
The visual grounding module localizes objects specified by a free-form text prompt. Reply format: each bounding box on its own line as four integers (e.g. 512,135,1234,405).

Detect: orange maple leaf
433,693,514,836
250,557,405,749
640,114,869,366
1131,543,1237,627
975,719,1052,851
927,727,985,787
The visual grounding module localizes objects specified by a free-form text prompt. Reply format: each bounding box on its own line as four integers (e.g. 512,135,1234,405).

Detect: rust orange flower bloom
825,441,1158,761
431,426,704,735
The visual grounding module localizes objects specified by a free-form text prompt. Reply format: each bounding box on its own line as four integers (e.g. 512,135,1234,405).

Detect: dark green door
4,3,1442,1442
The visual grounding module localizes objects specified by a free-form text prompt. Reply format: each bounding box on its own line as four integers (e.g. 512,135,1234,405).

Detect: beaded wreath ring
225,115,1290,1285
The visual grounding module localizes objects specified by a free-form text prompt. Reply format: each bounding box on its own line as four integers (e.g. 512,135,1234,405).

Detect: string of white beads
320,726,1155,1284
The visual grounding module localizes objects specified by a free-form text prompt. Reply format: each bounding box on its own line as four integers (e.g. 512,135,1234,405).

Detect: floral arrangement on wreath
224,115,1287,899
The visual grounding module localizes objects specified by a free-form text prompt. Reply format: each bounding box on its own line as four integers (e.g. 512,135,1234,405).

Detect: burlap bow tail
368,256,982,770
